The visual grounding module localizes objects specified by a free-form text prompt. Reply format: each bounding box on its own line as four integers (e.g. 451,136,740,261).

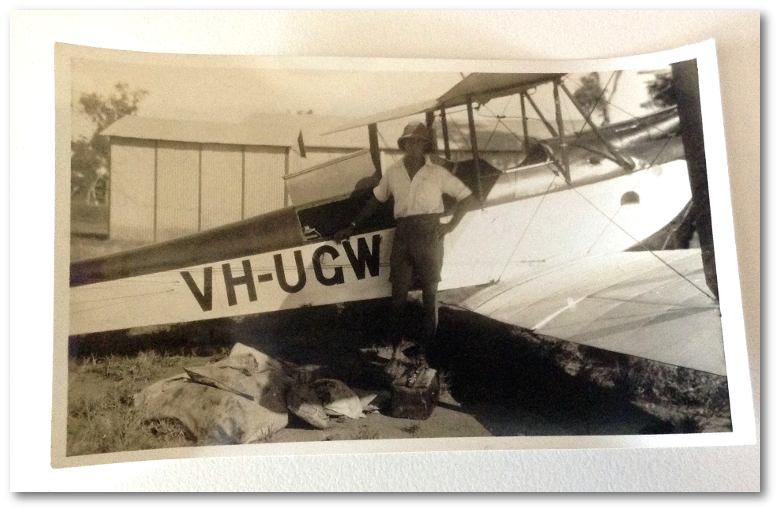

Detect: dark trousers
388,215,443,355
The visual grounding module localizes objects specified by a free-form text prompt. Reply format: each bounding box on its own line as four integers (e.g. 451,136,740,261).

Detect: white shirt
373,156,472,219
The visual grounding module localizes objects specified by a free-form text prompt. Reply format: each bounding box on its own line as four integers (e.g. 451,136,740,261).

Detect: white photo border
50,41,754,469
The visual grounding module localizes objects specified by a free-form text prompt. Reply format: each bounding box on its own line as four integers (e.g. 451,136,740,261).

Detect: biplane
69,71,725,376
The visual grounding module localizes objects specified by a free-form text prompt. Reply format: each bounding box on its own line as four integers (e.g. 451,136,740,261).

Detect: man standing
335,121,477,361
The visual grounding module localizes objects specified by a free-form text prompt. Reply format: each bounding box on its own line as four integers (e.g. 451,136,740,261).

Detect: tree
71,82,147,202
572,71,622,126
641,69,676,109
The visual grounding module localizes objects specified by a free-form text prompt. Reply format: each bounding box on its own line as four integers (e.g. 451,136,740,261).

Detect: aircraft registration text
69,231,393,336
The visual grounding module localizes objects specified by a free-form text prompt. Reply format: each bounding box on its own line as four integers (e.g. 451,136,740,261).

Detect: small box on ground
390,367,440,420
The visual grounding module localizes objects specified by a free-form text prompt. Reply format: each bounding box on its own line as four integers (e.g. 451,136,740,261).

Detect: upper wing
436,72,565,108
323,73,565,135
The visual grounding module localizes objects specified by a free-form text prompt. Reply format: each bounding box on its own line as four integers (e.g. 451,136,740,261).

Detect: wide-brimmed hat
397,122,433,153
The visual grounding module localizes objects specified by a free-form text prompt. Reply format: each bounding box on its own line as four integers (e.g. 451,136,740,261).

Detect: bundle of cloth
135,343,376,445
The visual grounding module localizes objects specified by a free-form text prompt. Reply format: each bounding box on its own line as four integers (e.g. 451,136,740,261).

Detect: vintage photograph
60,46,732,463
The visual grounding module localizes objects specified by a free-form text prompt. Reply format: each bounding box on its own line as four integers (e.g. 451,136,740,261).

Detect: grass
71,202,109,238
431,306,732,434
524,329,732,432
67,306,732,457
67,350,217,457
67,382,191,456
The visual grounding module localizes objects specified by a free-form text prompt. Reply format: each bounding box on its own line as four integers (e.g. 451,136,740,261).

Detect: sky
71,56,669,142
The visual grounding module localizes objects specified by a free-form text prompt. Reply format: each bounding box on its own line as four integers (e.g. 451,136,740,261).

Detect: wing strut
440,107,452,161
519,92,530,155
368,123,382,175
466,96,483,201
522,91,568,178
559,82,635,172
425,110,437,153
553,81,572,184
523,91,558,138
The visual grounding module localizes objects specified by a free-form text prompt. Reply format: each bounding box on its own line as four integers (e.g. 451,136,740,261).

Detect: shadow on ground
70,298,728,436
428,307,678,435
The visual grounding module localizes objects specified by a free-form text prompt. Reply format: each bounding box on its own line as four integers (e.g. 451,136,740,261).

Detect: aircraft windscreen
296,190,395,243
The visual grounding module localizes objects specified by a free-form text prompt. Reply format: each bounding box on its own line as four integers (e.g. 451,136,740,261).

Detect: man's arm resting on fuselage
438,194,479,238
334,196,382,242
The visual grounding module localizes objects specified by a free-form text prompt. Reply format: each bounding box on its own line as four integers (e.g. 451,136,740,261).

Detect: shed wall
201,144,243,230
108,140,389,243
244,146,287,218
110,139,156,242
156,141,200,242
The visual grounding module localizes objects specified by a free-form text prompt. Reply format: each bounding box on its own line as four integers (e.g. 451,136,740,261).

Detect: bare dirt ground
66,304,730,457
65,235,731,457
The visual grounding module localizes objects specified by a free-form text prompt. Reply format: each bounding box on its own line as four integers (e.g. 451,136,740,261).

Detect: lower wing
444,248,725,376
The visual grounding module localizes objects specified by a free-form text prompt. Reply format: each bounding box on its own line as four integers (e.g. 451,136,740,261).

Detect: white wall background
7,7,763,496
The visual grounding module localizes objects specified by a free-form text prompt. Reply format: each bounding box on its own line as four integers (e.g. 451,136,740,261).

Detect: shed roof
102,114,386,150
102,116,270,146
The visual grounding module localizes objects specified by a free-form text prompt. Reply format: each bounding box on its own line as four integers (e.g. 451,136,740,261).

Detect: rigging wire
466,81,713,301
561,85,579,132
376,128,398,163
88,74,707,317
584,123,676,253
543,98,710,300
596,92,679,139
496,174,557,282
473,247,714,314
447,125,466,152
585,167,649,254
645,132,675,168
585,144,670,254
563,180,716,301
561,72,676,156
446,117,474,157
470,82,672,180
481,98,512,151
479,102,535,150
563,72,619,139
524,86,574,137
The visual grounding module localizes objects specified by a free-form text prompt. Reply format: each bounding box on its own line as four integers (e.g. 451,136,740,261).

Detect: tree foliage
641,70,676,109
573,73,605,121
572,72,621,126
71,82,147,202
